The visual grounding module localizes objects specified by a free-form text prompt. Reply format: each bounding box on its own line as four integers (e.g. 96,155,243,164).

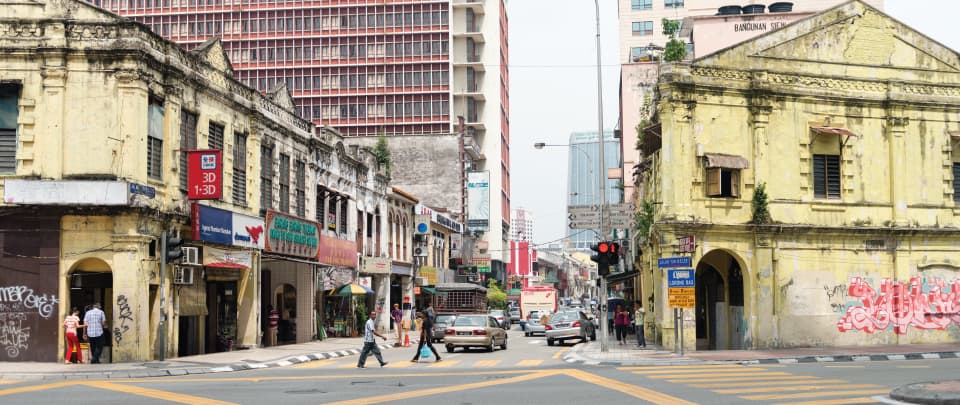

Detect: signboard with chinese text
678,236,696,253
265,211,320,259
361,256,391,274
318,235,358,268
667,269,696,308
187,150,223,200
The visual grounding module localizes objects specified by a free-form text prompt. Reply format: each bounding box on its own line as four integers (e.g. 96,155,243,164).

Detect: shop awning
507,288,521,296
704,153,750,169
811,125,860,147
421,287,436,295
605,270,640,284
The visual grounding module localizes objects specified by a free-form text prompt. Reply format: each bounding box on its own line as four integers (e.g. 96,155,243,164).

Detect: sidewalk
0,337,404,380
564,340,960,366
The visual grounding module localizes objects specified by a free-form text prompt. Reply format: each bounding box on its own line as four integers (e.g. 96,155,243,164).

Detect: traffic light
166,233,184,263
591,242,612,277
607,242,621,270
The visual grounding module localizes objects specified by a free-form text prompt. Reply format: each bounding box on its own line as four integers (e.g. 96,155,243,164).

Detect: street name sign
658,256,692,268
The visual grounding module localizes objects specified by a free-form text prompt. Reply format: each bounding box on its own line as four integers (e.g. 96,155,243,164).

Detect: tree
486,279,507,310
661,18,687,62
373,134,392,178
751,182,772,224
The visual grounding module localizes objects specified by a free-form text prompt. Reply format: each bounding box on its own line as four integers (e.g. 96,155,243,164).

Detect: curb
0,343,395,380
562,345,960,367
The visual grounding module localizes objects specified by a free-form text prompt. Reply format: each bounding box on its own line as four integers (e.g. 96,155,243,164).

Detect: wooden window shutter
706,168,721,196
730,169,740,198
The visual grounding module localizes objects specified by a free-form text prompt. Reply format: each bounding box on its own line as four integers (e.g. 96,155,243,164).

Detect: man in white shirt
357,311,388,368
83,303,107,363
634,304,646,348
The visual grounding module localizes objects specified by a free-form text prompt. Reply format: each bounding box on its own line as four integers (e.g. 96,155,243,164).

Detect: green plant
354,297,368,328
661,18,687,62
373,134,392,177
486,279,507,310
751,182,772,224
635,200,656,241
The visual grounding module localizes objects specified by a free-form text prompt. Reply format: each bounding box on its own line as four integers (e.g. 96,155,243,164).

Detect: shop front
390,261,413,331
184,204,262,356
261,210,321,346
360,256,392,331
317,235,359,338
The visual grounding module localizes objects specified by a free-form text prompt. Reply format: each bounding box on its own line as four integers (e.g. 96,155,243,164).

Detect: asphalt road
0,327,956,405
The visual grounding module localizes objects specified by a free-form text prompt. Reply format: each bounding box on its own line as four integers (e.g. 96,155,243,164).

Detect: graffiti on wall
824,283,848,313
837,277,960,334
0,286,57,359
113,295,133,345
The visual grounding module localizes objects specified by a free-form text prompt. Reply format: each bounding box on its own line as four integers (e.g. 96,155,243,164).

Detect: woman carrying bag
410,312,442,363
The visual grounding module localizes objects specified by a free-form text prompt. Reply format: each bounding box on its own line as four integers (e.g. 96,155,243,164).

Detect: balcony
463,130,485,161
453,56,484,69
452,0,485,14
453,31,485,43
453,86,485,100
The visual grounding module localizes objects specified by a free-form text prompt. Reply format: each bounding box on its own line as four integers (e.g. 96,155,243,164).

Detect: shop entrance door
206,281,238,353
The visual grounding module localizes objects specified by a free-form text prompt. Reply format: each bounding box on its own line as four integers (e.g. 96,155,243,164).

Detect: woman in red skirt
63,308,85,364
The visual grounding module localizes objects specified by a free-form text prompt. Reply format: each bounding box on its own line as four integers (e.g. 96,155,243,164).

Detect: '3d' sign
188,150,222,200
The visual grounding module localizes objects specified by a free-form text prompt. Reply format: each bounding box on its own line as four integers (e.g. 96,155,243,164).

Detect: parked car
488,309,509,329
545,311,595,346
444,314,508,353
524,310,551,336
432,314,457,343
509,308,521,324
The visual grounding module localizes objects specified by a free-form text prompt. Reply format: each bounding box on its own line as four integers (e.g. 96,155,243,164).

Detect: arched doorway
68,258,114,362
695,250,745,350
274,284,297,344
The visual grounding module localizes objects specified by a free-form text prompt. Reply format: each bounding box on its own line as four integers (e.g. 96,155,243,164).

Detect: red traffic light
597,242,610,253
610,242,619,254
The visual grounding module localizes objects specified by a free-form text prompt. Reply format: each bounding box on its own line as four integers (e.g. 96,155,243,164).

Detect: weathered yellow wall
640,1,960,349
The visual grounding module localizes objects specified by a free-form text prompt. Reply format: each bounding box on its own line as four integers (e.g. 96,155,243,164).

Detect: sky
507,0,960,247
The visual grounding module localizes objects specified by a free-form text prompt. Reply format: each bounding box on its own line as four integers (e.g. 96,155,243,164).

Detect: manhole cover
284,389,326,395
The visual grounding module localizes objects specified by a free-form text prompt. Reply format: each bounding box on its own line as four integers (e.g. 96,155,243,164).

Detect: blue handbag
420,345,432,358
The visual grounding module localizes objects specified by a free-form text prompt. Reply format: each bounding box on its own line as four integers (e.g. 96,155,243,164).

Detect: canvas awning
704,153,750,169
810,125,858,138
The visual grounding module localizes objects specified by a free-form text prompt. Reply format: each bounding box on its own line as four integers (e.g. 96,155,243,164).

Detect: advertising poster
466,171,489,231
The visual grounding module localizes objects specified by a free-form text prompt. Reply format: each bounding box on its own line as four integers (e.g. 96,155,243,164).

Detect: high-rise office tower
567,131,622,251
90,0,511,275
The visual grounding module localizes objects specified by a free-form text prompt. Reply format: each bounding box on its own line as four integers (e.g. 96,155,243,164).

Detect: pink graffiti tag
837,277,960,334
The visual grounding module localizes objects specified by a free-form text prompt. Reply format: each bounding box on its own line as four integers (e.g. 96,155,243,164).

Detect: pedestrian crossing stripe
619,365,755,371
516,360,543,366
665,375,820,383
292,359,338,368
740,389,889,401
473,360,501,367
712,383,881,394
629,367,767,375
427,360,460,368
777,397,879,405
647,371,794,379
692,379,850,388
299,359,553,368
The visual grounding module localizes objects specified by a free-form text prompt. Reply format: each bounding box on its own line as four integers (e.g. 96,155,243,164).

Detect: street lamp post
592,0,609,354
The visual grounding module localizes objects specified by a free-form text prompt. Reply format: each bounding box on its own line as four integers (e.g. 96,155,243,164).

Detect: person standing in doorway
633,304,646,348
83,303,107,363
410,312,441,363
391,303,404,344
357,311,388,368
63,308,85,364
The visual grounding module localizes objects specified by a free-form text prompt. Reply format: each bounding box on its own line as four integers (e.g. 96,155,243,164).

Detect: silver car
545,311,596,346
523,310,551,336
432,314,457,343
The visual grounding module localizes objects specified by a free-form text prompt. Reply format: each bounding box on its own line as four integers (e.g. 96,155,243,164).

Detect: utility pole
593,0,609,353
159,230,167,361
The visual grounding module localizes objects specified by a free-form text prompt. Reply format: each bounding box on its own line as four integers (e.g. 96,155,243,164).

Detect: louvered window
260,145,274,212
278,153,290,213
147,98,165,180
953,163,960,202
295,160,306,218
813,154,841,199
705,168,741,198
0,84,20,173
233,132,247,205
179,111,198,191
340,199,348,234
208,122,224,150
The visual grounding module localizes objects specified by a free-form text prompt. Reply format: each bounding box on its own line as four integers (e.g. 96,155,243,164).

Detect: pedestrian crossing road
618,364,889,404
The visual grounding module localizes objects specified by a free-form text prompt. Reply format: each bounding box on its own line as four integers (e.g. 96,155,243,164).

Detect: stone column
886,110,910,226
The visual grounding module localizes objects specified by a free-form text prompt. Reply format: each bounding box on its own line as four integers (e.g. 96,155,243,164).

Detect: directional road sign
568,211,601,221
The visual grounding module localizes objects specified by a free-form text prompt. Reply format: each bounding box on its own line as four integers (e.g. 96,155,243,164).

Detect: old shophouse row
0,0,462,362
636,1,960,352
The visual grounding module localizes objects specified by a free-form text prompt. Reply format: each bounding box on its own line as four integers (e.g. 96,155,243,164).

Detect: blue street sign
667,269,696,288
129,183,156,198
658,256,692,268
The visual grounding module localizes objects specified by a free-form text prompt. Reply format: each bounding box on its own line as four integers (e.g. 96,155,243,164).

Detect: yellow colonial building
638,0,960,351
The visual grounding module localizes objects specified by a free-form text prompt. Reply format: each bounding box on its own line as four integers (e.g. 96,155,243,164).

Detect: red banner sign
187,150,223,200
318,235,358,268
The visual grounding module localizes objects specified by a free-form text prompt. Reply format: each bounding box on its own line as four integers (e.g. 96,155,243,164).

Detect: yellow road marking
292,358,339,368
649,371,792,379
777,396,879,405
83,381,237,405
553,348,570,359
427,360,460,368
322,370,556,405
386,361,415,368
742,389,889,400
825,365,865,368
0,381,79,397
120,369,539,383
516,360,543,367
562,369,698,405
692,379,849,388
714,384,881,394
473,360,501,367
619,365,751,371
630,367,767,375
338,362,360,369
896,365,929,369
667,375,820,383
0,381,20,386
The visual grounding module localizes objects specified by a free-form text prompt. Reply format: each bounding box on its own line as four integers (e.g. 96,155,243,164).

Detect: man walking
634,304,646,348
391,303,404,344
83,303,107,363
357,311,388,368
410,312,441,363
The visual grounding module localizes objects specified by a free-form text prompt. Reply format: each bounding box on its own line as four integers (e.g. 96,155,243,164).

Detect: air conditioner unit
415,277,428,286
413,247,428,257
181,247,200,266
173,266,194,285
